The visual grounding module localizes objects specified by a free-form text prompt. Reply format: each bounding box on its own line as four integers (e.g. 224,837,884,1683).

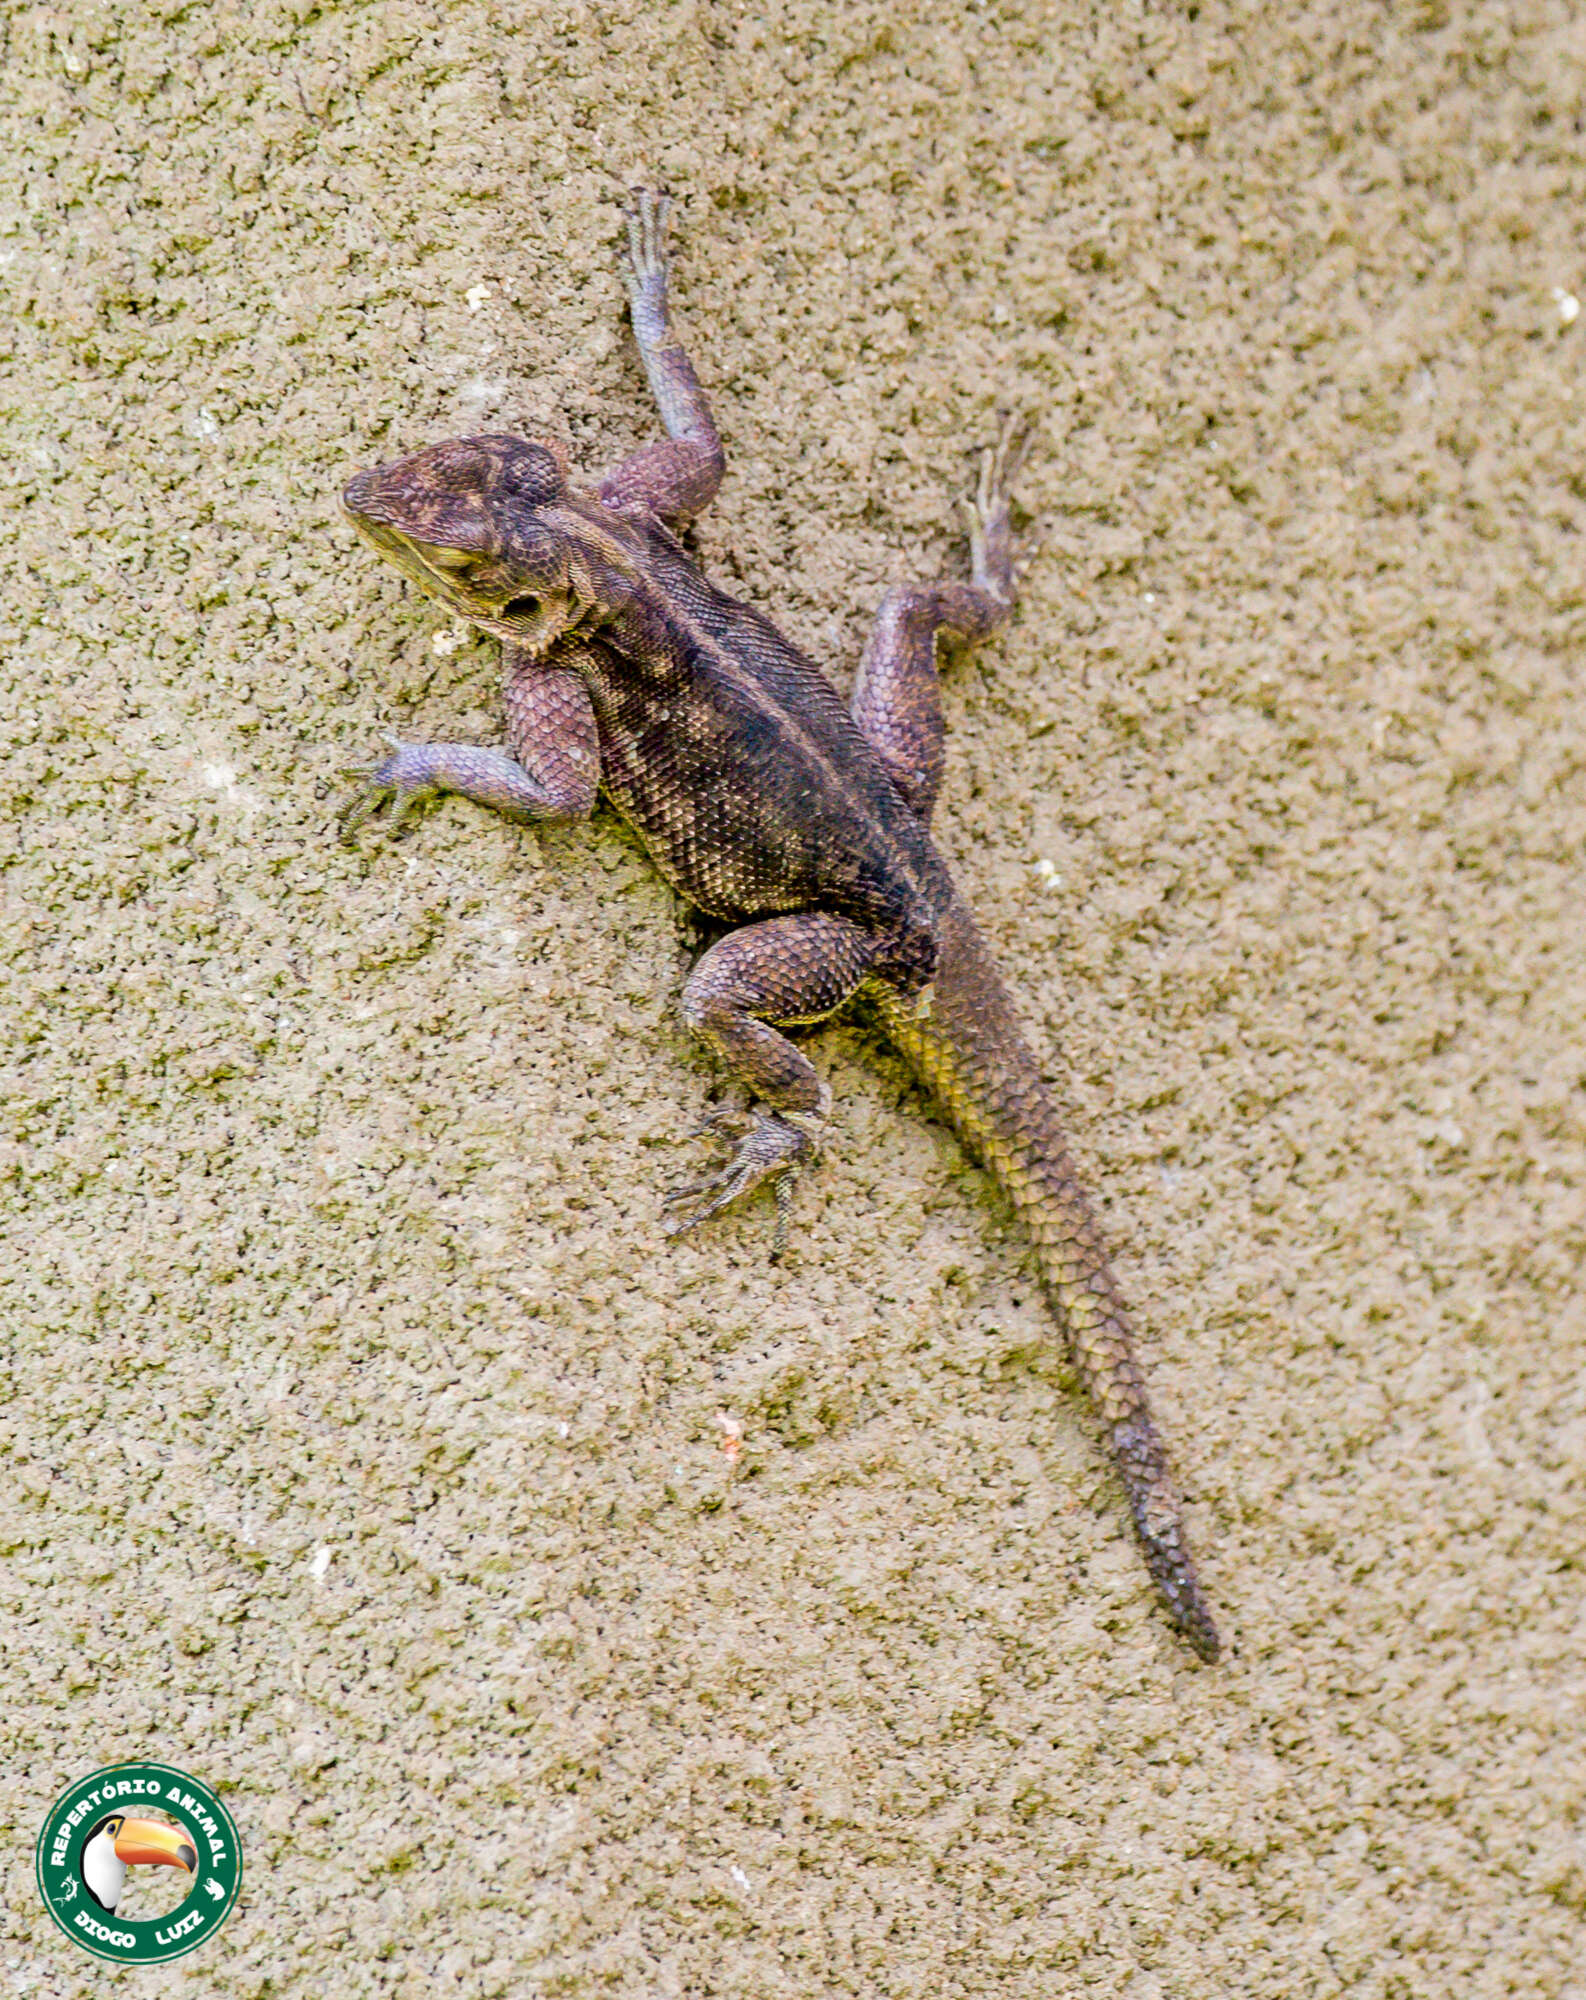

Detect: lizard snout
341,466,380,516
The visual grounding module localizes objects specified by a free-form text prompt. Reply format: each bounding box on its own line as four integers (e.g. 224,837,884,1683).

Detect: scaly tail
871,897,1220,1660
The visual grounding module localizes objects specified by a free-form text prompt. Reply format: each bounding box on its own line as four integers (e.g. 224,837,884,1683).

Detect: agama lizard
339,191,1220,1660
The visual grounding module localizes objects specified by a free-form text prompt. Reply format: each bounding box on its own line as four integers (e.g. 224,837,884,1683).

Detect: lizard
338,190,1221,1662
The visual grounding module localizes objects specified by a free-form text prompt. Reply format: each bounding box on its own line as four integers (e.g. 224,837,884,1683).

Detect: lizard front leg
339,653,599,840
598,189,726,530
852,429,1021,821
664,912,881,1244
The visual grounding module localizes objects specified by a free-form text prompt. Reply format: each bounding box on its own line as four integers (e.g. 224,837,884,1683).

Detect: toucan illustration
79,1814,197,1914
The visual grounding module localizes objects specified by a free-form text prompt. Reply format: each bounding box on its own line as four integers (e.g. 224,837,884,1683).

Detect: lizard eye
425,546,480,574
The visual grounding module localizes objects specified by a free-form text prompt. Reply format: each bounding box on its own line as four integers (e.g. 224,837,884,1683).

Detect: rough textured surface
2,2,1583,1995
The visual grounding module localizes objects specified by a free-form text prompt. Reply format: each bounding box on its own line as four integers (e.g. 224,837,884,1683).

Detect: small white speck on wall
465,283,492,312
310,1546,332,1582
729,1865,751,1892
192,755,264,811
1553,286,1580,326
1032,857,1064,891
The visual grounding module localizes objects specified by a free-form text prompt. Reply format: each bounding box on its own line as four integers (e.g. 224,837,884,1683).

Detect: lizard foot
661,1108,819,1254
622,185,672,318
963,416,1032,605
338,735,438,843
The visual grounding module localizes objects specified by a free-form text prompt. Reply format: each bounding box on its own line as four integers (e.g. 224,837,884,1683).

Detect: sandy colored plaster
2,3,1584,1996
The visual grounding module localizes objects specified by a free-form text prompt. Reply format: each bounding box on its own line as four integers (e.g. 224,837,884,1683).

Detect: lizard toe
623,186,672,295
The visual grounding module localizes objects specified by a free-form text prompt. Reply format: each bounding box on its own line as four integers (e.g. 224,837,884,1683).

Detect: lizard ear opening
487,584,578,657
484,519,578,655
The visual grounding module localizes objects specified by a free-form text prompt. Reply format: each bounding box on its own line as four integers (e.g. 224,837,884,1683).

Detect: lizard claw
337,735,438,843
661,1109,819,1254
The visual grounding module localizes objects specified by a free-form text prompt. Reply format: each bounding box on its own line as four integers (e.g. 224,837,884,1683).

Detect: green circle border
35,1760,243,1966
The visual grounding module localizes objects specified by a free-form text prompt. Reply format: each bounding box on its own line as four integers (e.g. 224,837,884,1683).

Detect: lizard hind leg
663,912,880,1247
851,424,1024,822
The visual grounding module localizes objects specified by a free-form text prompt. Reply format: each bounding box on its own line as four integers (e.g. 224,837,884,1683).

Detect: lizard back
573,504,951,982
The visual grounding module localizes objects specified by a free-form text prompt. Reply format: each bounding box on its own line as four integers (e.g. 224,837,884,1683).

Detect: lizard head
342,434,583,657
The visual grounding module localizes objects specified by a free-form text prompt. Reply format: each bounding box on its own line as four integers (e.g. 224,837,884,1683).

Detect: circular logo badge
35,1761,242,1966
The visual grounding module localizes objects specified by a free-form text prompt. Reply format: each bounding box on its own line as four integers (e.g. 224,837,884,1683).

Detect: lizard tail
870,897,1221,1661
